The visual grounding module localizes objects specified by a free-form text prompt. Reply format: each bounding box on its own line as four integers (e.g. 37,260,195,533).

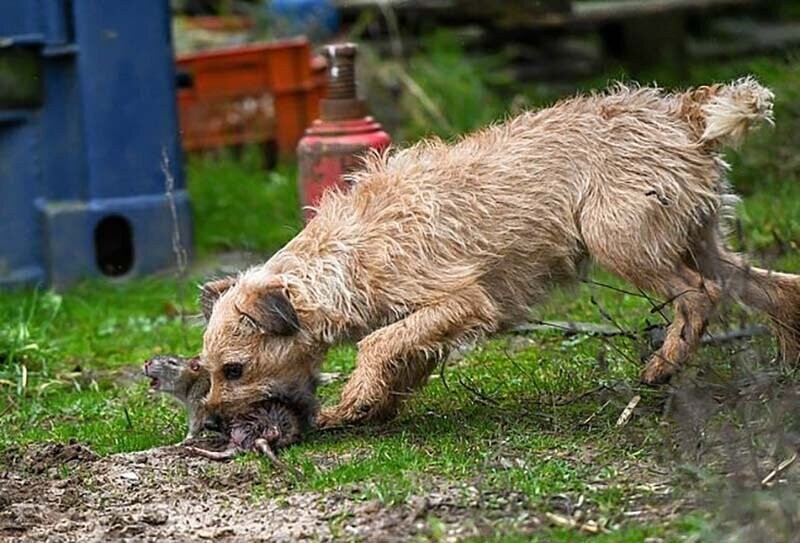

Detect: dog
199,78,800,434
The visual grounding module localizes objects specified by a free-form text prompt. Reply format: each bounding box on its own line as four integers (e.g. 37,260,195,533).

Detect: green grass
3,43,800,541
187,147,302,257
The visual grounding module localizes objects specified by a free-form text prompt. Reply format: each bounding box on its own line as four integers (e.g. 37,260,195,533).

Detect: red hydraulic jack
297,43,392,221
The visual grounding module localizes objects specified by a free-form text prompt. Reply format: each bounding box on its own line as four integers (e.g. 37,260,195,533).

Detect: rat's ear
200,276,237,321
236,286,300,336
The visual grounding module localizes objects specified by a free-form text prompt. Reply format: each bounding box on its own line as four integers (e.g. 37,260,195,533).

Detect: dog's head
199,275,321,434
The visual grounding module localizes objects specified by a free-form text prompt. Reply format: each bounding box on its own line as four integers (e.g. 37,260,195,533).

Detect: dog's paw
316,400,388,429
315,406,352,430
640,359,674,386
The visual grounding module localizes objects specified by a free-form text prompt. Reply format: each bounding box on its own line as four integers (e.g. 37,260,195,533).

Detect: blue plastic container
267,0,339,40
0,0,192,288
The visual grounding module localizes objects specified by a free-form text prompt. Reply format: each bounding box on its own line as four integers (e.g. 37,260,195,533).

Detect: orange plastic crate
176,37,325,157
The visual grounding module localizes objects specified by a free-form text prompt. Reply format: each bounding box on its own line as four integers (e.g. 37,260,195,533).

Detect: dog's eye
222,363,244,381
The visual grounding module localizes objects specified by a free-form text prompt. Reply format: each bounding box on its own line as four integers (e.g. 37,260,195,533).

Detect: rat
143,354,210,442
183,401,304,475
143,354,305,475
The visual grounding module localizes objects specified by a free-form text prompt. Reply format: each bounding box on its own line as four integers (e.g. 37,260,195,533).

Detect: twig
438,351,452,392
648,288,697,315
551,384,612,407
701,325,769,346
455,373,498,407
637,287,672,324
761,451,798,486
161,148,189,327
580,279,650,300
511,320,768,346
590,295,630,336
616,394,641,427
512,320,633,338
581,399,611,426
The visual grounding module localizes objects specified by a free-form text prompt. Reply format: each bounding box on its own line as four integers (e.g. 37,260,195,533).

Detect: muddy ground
0,439,681,542
3,359,799,542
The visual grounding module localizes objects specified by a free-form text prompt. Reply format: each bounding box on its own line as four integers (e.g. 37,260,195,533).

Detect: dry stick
161,149,189,328
647,287,698,315
637,287,672,324
616,394,641,427
585,291,657,368
589,294,630,337
513,320,768,346
701,325,770,345
761,451,798,487
549,384,614,407
498,344,555,421
580,279,651,300
455,373,498,407
513,319,634,338
581,399,611,426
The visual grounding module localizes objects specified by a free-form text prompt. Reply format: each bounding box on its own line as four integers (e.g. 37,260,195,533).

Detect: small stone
142,509,169,525
119,471,139,482
215,527,235,538
360,500,381,515
118,523,146,537
408,496,429,519
53,519,72,533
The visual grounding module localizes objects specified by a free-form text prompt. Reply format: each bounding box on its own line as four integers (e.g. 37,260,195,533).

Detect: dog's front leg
317,285,498,428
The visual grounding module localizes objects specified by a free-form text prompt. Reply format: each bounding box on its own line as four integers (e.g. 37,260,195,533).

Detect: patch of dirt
0,443,518,542
0,439,676,542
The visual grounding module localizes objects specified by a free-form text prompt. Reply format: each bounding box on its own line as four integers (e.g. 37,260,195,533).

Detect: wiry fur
201,79,800,429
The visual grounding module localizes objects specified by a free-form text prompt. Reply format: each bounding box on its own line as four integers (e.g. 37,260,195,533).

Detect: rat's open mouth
149,377,160,390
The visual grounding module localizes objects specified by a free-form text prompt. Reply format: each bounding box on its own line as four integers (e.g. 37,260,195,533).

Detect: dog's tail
680,77,774,148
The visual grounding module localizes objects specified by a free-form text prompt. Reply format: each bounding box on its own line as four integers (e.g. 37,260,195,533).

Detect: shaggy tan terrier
200,78,799,432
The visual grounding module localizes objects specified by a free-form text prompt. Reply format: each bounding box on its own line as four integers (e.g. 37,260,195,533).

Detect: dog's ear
236,286,300,337
200,276,237,321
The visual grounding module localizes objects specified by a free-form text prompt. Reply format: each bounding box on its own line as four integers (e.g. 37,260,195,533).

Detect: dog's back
302,79,773,325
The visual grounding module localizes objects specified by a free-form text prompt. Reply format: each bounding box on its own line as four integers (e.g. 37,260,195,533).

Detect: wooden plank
334,0,760,29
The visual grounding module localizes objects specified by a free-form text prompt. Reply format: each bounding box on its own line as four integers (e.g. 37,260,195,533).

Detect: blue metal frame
0,0,192,288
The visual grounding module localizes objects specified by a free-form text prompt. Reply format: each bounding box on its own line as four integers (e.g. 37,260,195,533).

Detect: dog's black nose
203,414,223,433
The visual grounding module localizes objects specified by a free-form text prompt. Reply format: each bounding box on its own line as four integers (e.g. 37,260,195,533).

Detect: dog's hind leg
638,266,722,384
317,284,498,428
581,205,723,384
690,230,800,366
